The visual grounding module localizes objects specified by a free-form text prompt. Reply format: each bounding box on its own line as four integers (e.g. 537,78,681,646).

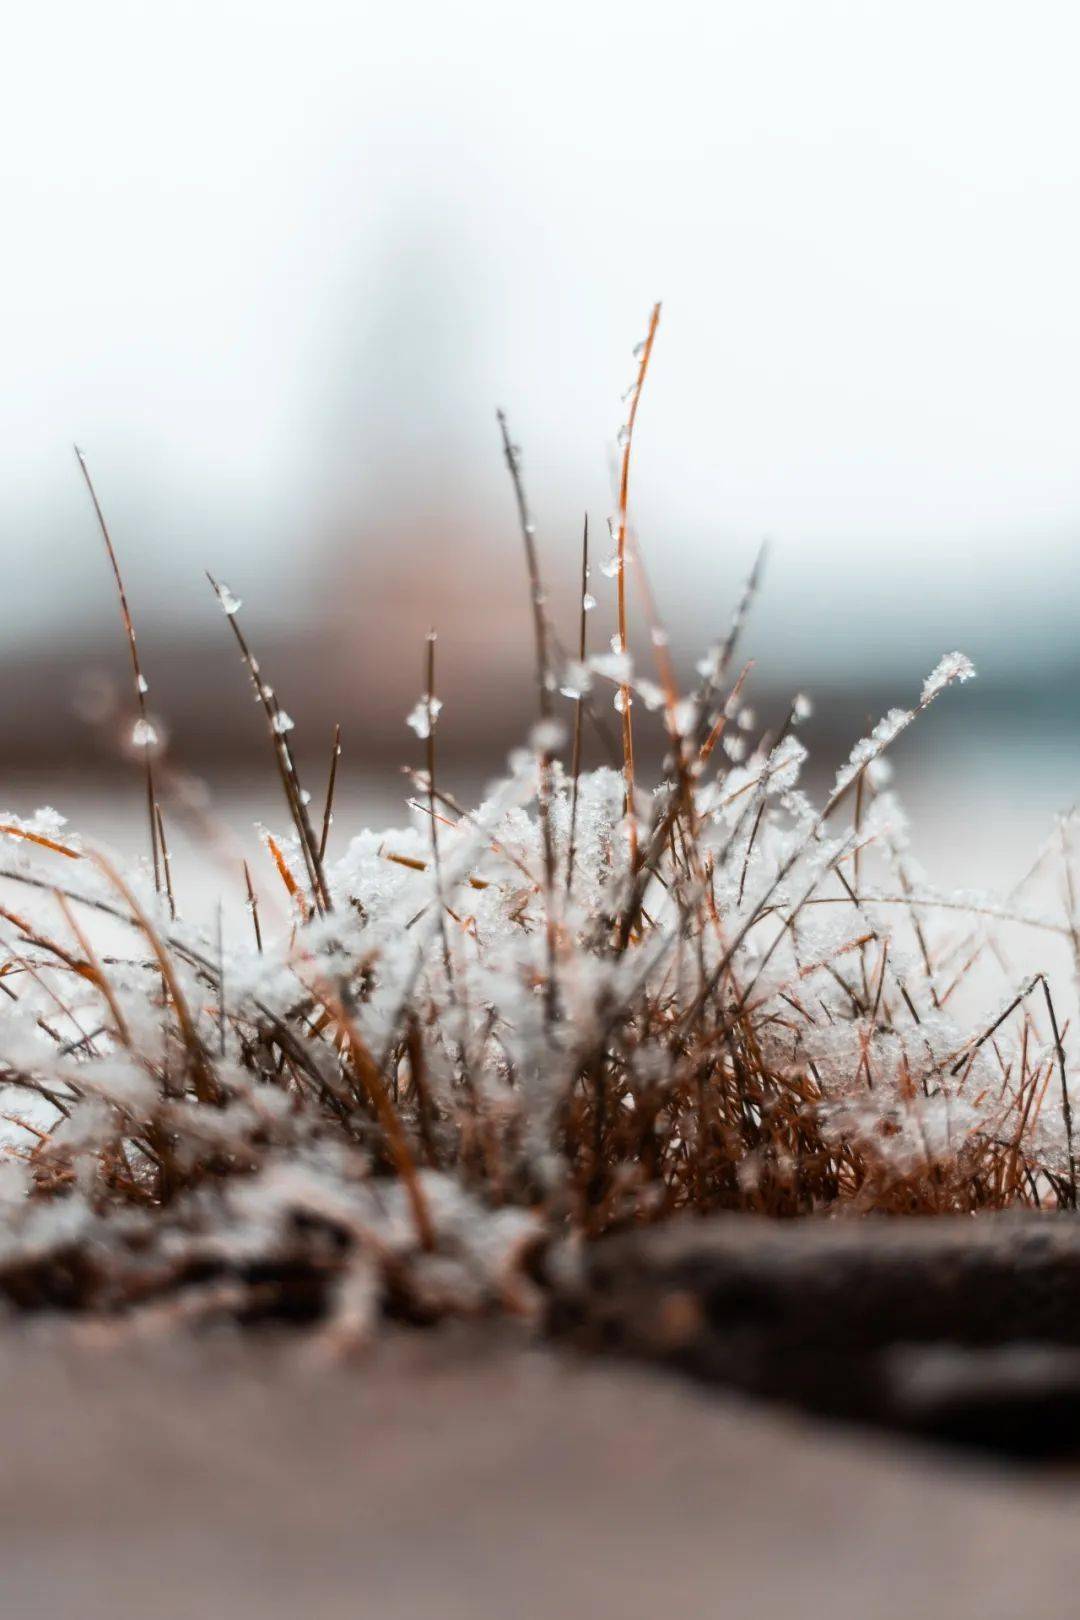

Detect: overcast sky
2,1,1079,682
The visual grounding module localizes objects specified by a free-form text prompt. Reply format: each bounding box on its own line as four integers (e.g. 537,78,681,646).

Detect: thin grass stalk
614,302,661,860
206,573,331,915
566,514,589,896
74,445,161,893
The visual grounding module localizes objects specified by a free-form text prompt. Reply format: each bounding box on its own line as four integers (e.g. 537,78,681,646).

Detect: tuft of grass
0,312,1076,1342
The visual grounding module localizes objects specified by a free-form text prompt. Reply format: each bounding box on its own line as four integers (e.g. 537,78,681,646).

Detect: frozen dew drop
131,719,158,749
136,674,149,695
613,688,632,714
582,592,597,612
272,710,295,735
218,583,242,616
299,789,311,805
600,553,622,579
793,692,813,722
651,626,669,648
633,339,647,359
616,424,630,448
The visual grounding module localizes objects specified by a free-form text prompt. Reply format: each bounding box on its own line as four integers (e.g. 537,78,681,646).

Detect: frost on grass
0,632,1076,1341
405,695,442,739
216,583,243,617
922,651,976,705
38,326,1071,1342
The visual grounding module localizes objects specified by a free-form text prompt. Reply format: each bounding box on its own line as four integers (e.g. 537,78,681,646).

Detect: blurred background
2,0,1079,901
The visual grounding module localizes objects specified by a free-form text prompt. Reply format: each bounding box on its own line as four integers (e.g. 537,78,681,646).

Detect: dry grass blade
206,572,331,916
74,444,161,892
319,724,342,864
0,825,80,861
566,513,589,896
497,411,553,722
613,301,661,859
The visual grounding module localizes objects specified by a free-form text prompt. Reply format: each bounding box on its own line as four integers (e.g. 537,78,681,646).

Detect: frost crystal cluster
0,631,1076,1340
6,327,1076,1339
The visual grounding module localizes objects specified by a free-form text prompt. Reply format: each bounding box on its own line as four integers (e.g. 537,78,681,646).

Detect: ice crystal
559,660,592,700
590,650,632,684
634,678,666,711
921,651,976,705
406,695,442,738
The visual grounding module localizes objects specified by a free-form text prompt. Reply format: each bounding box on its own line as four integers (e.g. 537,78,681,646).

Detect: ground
2,1321,1077,1618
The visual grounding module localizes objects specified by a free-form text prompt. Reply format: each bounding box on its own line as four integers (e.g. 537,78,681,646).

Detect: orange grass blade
614,302,661,859
265,832,310,921
0,824,81,860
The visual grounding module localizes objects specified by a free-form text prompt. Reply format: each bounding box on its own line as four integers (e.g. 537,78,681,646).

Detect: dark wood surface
550,1211,1080,1451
